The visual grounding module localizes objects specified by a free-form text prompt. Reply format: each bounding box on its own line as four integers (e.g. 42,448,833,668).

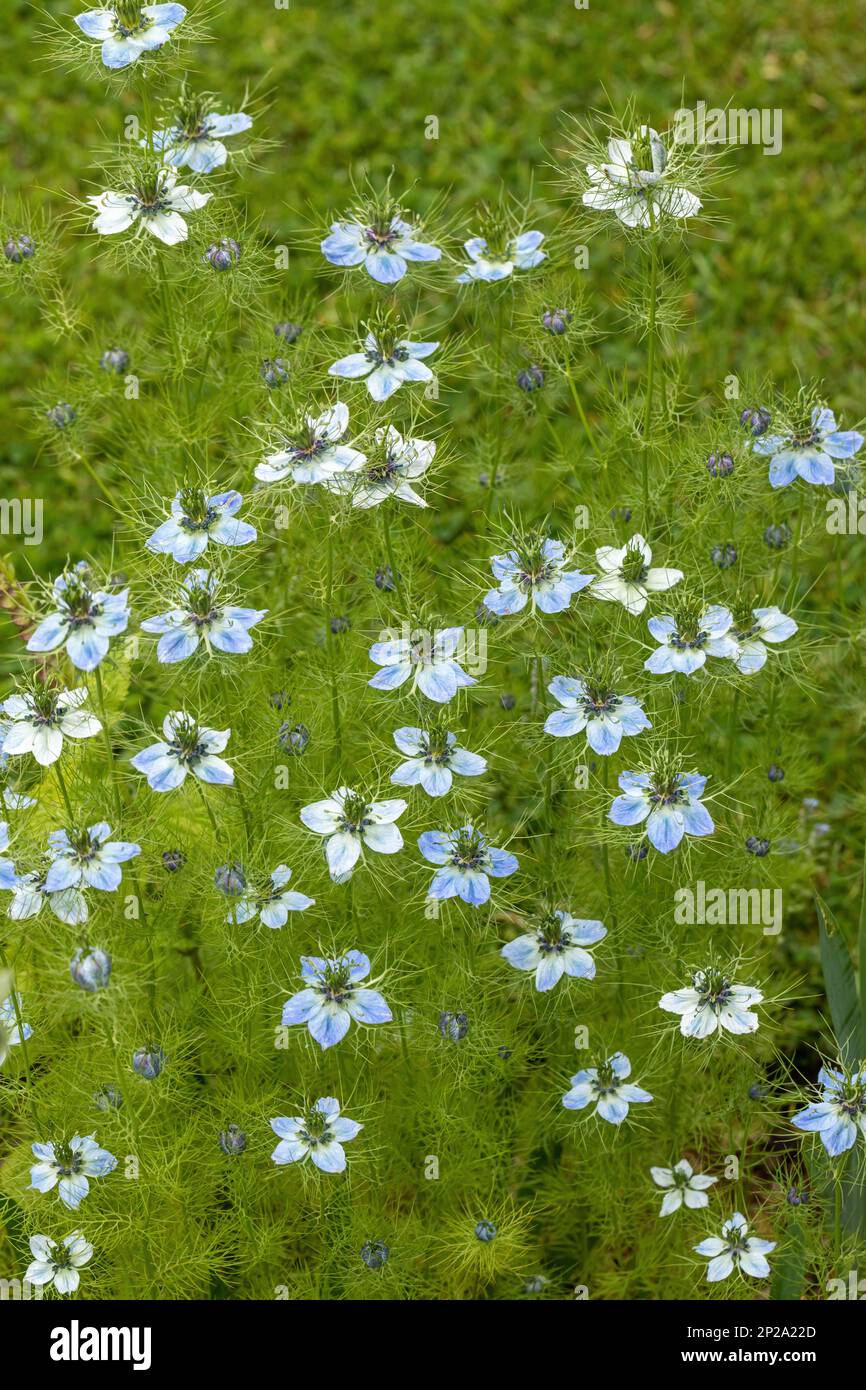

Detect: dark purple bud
767,764,785,783
360,1239,389,1270
70,946,112,993
438,1010,469,1042
763,522,791,551
786,1185,809,1206
610,506,632,523
278,721,310,754
749,1081,768,1100
94,1084,123,1112
100,347,130,374
132,1045,166,1080
706,452,735,478
162,849,186,873
541,307,572,335
740,406,771,437
204,238,241,271
497,1045,512,1060
274,321,303,344
218,1124,247,1156
710,542,737,569
626,843,648,861
745,836,771,857
524,1275,547,1293
499,693,516,711
46,402,76,429
260,357,289,388
375,565,398,592
516,364,545,393
270,690,290,711
329,615,350,635
474,1219,497,1242
215,863,246,897
4,234,35,263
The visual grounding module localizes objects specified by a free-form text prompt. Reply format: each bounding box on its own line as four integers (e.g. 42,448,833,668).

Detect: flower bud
438,1010,469,1042
474,1219,497,1242
5,234,35,262
516,364,545,393
497,1045,512,1060
329,615,350,634
270,690,290,711
218,1124,247,1156
360,1239,389,1270
100,347,130,374
132,1045,166,1080
375,565,398,592
204,238,241,271
710,542,737,569
499,693,516,710
260,357,289,388
706,452,734,478
626,843,648,861
70,946,112,993
278,721,310,754
541,307,572,335
767,764,785,783
94,1083,123,1111
763,522,791,550
215,863,246,897
745,836,770,857
162,849,186,872
274,321,303,344
740,406,771,437
45,402,76,429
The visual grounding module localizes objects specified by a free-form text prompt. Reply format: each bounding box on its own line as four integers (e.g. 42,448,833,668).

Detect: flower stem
641,233,659,531
0,943,40,1126
324,525,342,756
53,759,76,823
194,776,221,841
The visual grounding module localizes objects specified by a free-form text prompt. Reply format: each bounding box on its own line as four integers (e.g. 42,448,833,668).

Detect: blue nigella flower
44,823,141,894
791,1064,866,1157
562,1051,653,1125
368,626,476,704
256,403,366,486
502,910,606,991
694,1212,775,1283
322,215,441,285
146,488,256,565
74,4,186,70
329,332,439,403
300,787,406,882
140,569,267,663
30,1135,117,1210
227,864,314,928
390,724,486,797
544,676,650,755
753,406,863,489
609,769,714,854
729,606,797,674
484,538,593,617
0,991,33,1065
281,950,392,1049
131,711,233,791
418,824,518,906
270,1097,362,1173
456,230,545,283
150,108,253,173
26,569,130,672
644,603,738,676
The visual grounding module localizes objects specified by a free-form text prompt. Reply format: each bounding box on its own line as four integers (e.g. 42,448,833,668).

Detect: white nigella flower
0,687,102,766
255,403,366,486
791,1064,866,1157
729,605,798,675
562,1051,653,1125
659,967,764,1038
583,126,701,228
609,768,714,854
150,99,253,174
484,538,593,617
270,1097,362,1173
131,711,233,791
227,864,314,928
694,1212,775,1283
44,823,141,894
644,602,738,676
26,567,130,673
75,3,186,70
651,1159,717,1216
281,950,392,1049
146,488,256,564
7,869,89,926
544,676,650,755
418,824,518,906
328,425,434,509
455,229,545,283
591,534,683,616
368,626,476,704
322,213,441,285
140,569,266,663
329,331,439,404
25,1230,94,1295
30,1135,117,1210
754,406,864,489
390,724,486,797
300,787,406,882
88,167,210,246
0,992,33,1066
501,910,606,992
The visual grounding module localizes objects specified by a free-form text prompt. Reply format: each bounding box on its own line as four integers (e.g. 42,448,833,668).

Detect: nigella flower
25,1230,93,1295
694,1212,775,1283
26,568,130,672
368,626,476,704
255,403,366,486
729,605,797,675
146,488,256,564
322,212,441,285
562,1051,653,1125
131,711,233,791
0,992,32,1066
501,910,606,991
328,425,434,509
6,868,88,926
659,967,764,1038
644,601,738,676
390,724,486,797
140,569,266,663
650,1159,717,1216
30,1135,117,1210
74,3,186,69
754,406,863,489
544,675,650,755
418,824,518,906
329,329,439,404
44,823,141,894
88,167,210,246
791,1063,866,1156
281,950,392,1049
591,534,683,616
270,1097,362,1173
300,787,406,881
484,537,593,617
609,767,714,854
582,126,701,228
455,230,545,283
0,686,102,766
150,90,253,173
227,865,314,928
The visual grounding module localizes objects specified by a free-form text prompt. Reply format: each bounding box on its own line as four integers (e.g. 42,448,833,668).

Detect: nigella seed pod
541,307,572,335
786,1186,809,1207
748,1081,769,1101
626,843,648,861
375,565,399,592
45,401,76,429
745,836,771,857
438,1010,469,1042
768,764,785,783
94,1084,123,1112
204,238,241,271
474,1219,497,1243
516,363,545,392
260,357,289,388
497,1045,512,1060
162,849,186,873
218,1124,247,1156
499,693,516,710
763,522,792,551
524,1275,547,1293
4,234,35,263
610,506,632,523
360,1239,389,1270
215,863,246,897
710,542,737,569
100,347,130,374
740,406,771,437
706,452,735,478
132,1045,166,1081
270,690,290,711
274,321,303,344
329,615,350,635
70,946,112,993
277,721,310,754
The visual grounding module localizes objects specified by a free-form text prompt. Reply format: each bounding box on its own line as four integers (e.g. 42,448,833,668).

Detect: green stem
53,759,76,823
381,504,402,601
725,688,740,782
0,944,40,1125
324,527,342,756
564,355,600,465
641,234,659,530
482,294,506,530
194,776,221,841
